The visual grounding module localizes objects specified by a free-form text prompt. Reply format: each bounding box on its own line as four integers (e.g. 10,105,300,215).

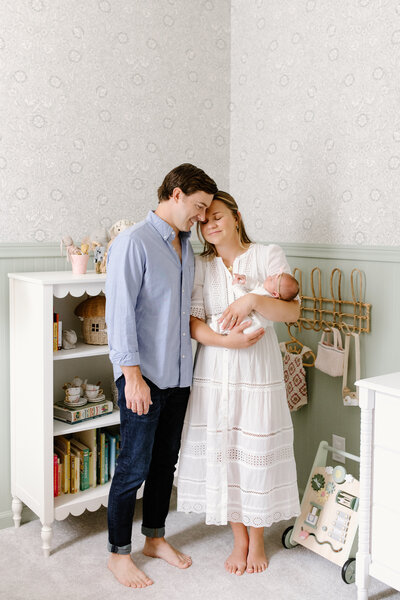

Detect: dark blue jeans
107,375,190,554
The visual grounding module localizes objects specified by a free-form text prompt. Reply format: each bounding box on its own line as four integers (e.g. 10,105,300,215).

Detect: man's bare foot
108,553,153,588
143,537,192,569
246,526,268,574
225,522,249,576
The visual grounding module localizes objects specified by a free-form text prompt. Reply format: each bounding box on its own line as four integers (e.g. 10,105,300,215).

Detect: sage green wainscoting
1,243,399,529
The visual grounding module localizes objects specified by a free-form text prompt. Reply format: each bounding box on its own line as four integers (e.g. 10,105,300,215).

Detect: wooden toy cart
282,441,360,584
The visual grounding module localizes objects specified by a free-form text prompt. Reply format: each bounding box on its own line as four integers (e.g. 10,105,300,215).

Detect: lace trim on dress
192,376,285,391
184,424,293,438
177,502,300,528
182,443,294,466
191,305,205,320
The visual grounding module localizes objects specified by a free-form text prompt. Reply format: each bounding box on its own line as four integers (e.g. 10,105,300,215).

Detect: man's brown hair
157,163,218,202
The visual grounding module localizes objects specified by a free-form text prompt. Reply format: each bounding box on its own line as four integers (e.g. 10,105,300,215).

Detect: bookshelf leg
11,497,23,528
41,523,53,557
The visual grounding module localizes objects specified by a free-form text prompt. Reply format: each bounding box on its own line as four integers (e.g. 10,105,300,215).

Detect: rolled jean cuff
141,525,165,538
108,542,131,555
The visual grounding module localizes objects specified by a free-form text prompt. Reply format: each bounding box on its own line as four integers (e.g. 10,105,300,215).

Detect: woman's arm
218,294,300,330
190,316,264,349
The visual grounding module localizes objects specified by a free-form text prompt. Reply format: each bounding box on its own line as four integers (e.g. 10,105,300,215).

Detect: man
105,163,218,588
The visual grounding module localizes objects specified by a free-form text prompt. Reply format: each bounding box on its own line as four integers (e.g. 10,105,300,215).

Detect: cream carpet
0,490,399,600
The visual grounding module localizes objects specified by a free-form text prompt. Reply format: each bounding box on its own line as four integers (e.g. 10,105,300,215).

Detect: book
54,435,71,494
70,439,90,491
54,446,70,494
53,400,113,424
53,313,58,352
106,432,117,479
70,450,80,494
58,319,62,350
96,430,106,485
75,429,97,488
53,454,59,497
104,435,109,483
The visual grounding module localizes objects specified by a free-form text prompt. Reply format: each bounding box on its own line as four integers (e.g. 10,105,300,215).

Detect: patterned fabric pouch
279,343,312,412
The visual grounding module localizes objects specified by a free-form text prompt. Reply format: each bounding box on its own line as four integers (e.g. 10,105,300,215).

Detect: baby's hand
232,273,246,285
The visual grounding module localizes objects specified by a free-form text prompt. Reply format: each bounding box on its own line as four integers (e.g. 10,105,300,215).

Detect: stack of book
53,312,62,352
53,427,120,497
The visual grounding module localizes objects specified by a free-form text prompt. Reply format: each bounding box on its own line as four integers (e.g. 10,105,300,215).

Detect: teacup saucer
86,393,105,403
64,397,87,408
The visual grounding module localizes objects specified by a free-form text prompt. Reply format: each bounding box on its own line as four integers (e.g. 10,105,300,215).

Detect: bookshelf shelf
53,409,120,436
54,481,112,520
8,270,116,557
53,342,109,361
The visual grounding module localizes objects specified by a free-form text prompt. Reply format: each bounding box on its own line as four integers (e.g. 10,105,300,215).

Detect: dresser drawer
373,445,400,506
371,505,400,572
374,392,400,453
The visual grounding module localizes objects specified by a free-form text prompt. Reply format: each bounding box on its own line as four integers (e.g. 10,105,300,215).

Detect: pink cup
70,254,89,274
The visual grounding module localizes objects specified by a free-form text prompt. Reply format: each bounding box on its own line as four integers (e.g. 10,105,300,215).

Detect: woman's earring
236,225,239,231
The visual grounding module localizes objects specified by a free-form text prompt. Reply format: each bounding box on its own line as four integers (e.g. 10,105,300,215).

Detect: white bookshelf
8,270,119,557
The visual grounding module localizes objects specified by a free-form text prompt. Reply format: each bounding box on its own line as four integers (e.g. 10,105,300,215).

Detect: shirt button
183,311,186,315
182,288,185,293
183,332,186,336
182,355,185,358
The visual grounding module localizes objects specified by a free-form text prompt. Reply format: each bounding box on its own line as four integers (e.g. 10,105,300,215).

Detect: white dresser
356,372,400,599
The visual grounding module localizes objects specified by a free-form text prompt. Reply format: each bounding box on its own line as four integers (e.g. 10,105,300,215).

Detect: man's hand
223,320,265,349
218,294,257,330
122,367,152,415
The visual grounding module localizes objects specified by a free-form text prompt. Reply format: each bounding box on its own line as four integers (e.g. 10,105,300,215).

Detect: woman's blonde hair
197,190,253,258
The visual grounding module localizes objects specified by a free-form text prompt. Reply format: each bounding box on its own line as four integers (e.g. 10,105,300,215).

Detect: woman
177,191,301,576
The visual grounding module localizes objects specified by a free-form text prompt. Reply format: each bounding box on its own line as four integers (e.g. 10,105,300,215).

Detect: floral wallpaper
0,0,230,243
1,1,399,246
230,0,400,246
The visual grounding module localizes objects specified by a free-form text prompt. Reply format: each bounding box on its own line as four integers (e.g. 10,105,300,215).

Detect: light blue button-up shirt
105,211,194,389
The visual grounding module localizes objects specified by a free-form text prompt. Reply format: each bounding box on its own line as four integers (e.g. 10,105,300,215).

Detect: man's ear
171,187,183,203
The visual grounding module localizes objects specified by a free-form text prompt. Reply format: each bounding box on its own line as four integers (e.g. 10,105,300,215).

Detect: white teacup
85,388,103,400
65,396,82,405
66,386,81,396
86,383,100,392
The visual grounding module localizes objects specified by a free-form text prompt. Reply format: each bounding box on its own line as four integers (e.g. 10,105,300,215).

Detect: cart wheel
282,526,298,549
341,558,356,584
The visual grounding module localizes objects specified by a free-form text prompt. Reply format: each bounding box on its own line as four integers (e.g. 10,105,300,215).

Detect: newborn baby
231,271,299,334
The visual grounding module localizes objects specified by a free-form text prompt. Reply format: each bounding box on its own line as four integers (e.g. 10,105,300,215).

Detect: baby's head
265,272,299,301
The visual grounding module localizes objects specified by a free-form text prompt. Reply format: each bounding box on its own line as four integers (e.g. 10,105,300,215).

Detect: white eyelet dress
177,243,301,527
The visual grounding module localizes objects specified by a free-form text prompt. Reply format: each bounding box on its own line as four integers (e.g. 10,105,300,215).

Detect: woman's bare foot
108,554,153,588
246,526,268,573
143,537,192,569
225,522,249,576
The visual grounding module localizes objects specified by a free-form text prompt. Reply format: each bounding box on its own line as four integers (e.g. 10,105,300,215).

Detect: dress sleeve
190,255,206,321
258,243,300,302
266,243,292,276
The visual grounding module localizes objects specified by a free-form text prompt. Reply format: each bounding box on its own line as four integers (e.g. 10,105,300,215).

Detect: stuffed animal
100,219,135,273
62,329,78,349
87,227,110,273
60,235,80,261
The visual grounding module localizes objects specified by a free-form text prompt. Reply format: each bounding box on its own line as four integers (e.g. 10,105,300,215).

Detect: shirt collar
146,210,192,242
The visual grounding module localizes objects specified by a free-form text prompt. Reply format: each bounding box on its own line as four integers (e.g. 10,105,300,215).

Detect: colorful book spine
57,318,62,350
96,431,106,485
70,439,90,491
104,436,109,484
76,429,97,488
53,454,59,497
107,433,116,479
53,400,113,424
53,313,58,352
70,452,80,494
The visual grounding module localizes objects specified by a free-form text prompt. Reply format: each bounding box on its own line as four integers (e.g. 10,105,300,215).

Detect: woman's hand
223,320,265,349
218,294,257,330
